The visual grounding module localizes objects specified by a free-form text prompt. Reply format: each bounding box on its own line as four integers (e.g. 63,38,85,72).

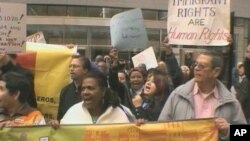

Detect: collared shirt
135,87,144,96
129,86,144,98
239,75,246,83
193,83,219,118
0,103,45,126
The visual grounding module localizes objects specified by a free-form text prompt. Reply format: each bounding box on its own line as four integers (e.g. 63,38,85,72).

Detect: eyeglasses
192,62,210,70
69,64,81,68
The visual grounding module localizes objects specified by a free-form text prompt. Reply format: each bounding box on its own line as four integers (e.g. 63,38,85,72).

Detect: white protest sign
110,8,148,50
132,47,158,70
27,32,46,43
0,2,26,53
168,0,230,46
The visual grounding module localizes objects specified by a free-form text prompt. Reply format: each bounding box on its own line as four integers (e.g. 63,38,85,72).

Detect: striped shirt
0,103,46,126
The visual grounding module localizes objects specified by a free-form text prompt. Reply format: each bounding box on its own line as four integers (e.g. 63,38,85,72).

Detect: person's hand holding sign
227,34,233,45
132,95,143,108
162,36,173,55
109,48,119,67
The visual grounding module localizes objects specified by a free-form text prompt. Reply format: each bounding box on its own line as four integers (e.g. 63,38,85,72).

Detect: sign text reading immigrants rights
169,0,229,43
173,0,227,17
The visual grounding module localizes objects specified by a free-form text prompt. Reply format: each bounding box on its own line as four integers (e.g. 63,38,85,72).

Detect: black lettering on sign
44,113,53,119
36,96,56,104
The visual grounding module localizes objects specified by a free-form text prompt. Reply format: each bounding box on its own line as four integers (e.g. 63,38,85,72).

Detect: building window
91,26,110,45
27,5,48,16
158,11,167,21
27,4,167,22
67,6,87,17
147,28,160,53
101,7,124,18
27,25,40,37
48,5,67,16
142,9,158,20
28,25,64,44
64,26,87,44
87,7,102,17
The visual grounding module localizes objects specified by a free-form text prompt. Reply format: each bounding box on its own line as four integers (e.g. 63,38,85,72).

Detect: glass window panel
64,26,87,44
67,6,87,17
27,25,64,44
27,25,49,44
48,5,67,16
40,25,64,44
142,9,158,20
158,11,167,21
147,28,160,54
91,26,110,45
161,29,168,40
27,25,40,36
27,5,48,16
235,18,245,27
147,28,160,42
103,8,124,18
87,7,102,17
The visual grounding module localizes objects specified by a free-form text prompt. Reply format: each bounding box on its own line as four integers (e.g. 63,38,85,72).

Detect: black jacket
57,82,81,121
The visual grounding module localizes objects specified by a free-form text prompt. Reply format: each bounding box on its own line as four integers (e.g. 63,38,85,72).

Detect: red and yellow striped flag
16,42,73,120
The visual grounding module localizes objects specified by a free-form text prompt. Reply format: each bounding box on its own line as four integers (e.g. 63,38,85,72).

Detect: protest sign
0,2,26,53
110,8,148,50
16,42,73,120
132,47,158,70
0,118,218,141
168,0,231,46
27,31,47,43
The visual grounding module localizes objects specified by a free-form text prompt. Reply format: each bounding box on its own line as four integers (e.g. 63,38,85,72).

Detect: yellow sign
17,42,73,120
0,119,218,141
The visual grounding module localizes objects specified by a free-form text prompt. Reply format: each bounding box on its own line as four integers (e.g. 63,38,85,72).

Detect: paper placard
27,31,46,43
0,2,26,53
168,0,231,46
132,47,158,70
110,8,148,50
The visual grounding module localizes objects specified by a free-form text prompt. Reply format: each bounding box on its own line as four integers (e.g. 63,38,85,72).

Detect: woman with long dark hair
132,68,170,121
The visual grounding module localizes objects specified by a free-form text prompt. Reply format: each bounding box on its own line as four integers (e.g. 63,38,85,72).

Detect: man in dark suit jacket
57,55,91,121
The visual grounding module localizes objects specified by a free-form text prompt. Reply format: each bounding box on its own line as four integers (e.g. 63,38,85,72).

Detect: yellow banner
0,119,218,141
26,42,73,120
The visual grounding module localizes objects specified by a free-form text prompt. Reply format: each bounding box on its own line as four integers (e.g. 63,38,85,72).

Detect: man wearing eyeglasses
57,55,91,121
159,50,247,141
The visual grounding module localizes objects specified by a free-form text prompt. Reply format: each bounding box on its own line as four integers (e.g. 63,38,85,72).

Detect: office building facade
3,0,250,63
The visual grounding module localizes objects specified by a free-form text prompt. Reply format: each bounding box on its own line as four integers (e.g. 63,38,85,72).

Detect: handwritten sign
132,47,158,70
0,2,26,53
110,8,148,50
168,0,231,46
27,32,46,43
